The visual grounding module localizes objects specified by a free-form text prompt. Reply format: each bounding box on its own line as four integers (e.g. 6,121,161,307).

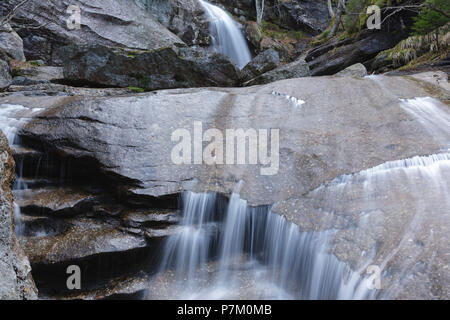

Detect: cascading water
199,0,251,69
0,104,43,236
148,96,450,300
148,188,373,300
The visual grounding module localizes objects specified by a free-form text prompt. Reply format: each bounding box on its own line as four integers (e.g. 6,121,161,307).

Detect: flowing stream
147,189,373,299
1,95,449,299
199,0,251,69
147,97,450,300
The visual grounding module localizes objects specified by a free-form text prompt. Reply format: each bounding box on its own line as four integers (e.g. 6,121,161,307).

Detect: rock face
2,72,450,299
335,63,368,77
135,0,209,46
1,0,184,65
211,0,330,35
12,66,63,86
0,23,26,61
5,72,447,206
0,130,37,299
61,44,241,90
244,58,310,85
0,54,12,90
307,30,407,76
240,48,280,82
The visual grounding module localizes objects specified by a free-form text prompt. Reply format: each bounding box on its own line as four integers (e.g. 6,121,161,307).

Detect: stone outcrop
61,44,241,90
211,0,331,35
306,30,408,76
335,63,368,77
240,48,280,82
244,58,310,85
0,130,37,299
135,0,210,46
0,53,12,90
1,0,185,65
0,23,26,61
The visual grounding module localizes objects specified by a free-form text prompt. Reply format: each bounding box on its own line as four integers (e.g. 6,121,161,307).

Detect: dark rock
211,0,330,35
259,37,290,62
240,48,280,82
0,130,37,299
244,58,310,85
61,44,241,90
243,21,262,51
307,31,407,76
135,0,210,46
12,66,63,86
0,57,12,90
263,0,331,35
1,0,184,65
13,187,99,217
21,218,147,265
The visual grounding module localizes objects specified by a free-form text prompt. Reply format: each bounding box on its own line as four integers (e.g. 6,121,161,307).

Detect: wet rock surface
0,130,37,299
307,30,408,76
3,72,446,207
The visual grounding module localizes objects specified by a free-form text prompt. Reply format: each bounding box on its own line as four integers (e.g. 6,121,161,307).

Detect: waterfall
199,0,251,69
0,104,43,236
148,96,450,300
149,191,373,300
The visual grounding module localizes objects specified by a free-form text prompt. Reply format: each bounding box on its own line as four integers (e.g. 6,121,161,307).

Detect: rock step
13,187,101,217
42,273,150,300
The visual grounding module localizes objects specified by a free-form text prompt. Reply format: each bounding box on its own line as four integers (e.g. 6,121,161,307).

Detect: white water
149,190,373,300
400,97,450,148
0,104,43,236
199,0,251,69
148,97,450,300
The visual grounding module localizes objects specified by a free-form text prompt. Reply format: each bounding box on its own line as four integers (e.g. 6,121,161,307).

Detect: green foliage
412,0,450,36
127,86,145,93
343,0,371,34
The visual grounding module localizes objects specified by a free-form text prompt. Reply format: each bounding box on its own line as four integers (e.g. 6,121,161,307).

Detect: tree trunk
327,0,335,18
329,0,346,37
256,0,265,28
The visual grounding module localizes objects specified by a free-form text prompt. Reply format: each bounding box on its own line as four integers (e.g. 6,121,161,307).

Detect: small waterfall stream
199,0,251,69
148,189,373,300
0,104,43,236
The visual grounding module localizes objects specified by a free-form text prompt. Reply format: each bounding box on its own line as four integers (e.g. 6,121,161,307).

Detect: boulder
243,21,262,50
307,30,407,76
134,0,209,46
0,23,26,61
12,66,63,86
211,0,330,35
0,130,37,299
240,48,280,82
244,58,310,86
335,63,368,78
61,44,241,90
1,0,185,65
